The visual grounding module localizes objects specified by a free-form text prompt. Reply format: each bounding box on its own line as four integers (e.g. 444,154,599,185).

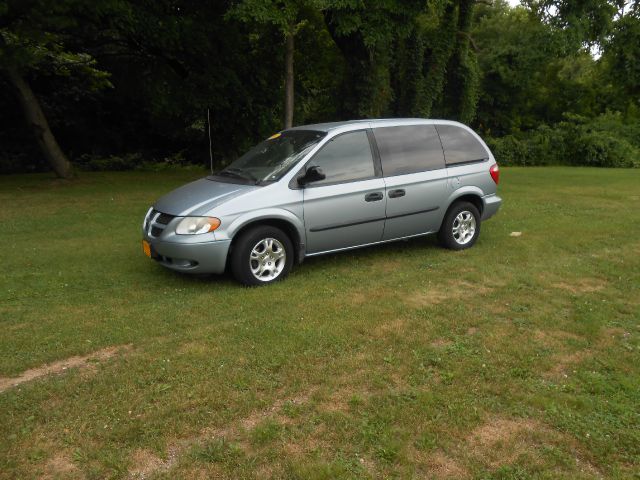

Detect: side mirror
297,165,326,186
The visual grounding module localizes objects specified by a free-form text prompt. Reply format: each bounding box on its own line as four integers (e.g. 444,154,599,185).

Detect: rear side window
307,130,375,185
373,125,445,176
436,125,488,165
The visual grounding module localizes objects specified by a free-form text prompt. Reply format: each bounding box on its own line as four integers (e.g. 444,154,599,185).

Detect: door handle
388,189,406,198
364,192,384,202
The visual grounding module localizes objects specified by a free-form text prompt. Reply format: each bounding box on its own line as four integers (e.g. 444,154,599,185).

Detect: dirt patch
540,327,630,379
372,317,408,338
317,383,366,413
349,287,393,306
546,351,593,378
0,345,132,393
42,451,83,480
421,451,469,479
551,278,606,294
128,443,186,480
239,393,310,430
126,389,315,479
406,281,492,308
430,338,453,348
424,416,599,476
533,329,583,343
465,417,553,468
128,449,170,479
600,327,629,347
376,259,403,273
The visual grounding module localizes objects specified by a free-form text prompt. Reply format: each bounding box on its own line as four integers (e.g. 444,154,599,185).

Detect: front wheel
230,226,294,286
438,202,481,250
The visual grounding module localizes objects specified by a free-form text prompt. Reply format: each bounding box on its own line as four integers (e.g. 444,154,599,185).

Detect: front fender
222,208,305,243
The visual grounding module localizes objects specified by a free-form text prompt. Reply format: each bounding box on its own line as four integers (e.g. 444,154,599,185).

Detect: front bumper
144,237,231,274
482,194,502,220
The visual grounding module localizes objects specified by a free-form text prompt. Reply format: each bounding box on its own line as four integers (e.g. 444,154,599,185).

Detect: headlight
176,217,221,235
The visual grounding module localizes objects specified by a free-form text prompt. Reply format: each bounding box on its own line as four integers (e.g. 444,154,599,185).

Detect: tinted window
307,131,375,185
436,125,488,165
373,125,445,176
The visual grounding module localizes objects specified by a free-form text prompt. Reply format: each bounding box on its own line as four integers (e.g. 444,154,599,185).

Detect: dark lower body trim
309,207,439,233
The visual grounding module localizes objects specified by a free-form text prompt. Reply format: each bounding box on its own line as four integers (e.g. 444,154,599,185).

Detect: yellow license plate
142,240,151,258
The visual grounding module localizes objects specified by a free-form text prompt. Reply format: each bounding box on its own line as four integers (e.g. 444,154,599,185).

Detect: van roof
287,118,465,133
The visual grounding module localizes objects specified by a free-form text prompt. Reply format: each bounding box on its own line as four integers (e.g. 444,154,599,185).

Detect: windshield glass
212,130,326,184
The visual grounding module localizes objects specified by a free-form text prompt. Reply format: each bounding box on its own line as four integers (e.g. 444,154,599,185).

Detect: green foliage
600,13,640,110
0,0,115,86
487,113,640,167
1,0,639,173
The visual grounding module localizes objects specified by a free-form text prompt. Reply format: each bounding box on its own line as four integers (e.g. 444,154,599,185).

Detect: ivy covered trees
1,0,639,175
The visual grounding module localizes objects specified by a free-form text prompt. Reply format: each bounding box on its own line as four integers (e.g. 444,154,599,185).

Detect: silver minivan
142,119,501,285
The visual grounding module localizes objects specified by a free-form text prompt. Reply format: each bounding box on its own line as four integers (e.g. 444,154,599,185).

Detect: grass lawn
0,167,638,479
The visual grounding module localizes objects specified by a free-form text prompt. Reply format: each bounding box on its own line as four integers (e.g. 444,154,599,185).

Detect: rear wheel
231,226,294,286
438,201,481,250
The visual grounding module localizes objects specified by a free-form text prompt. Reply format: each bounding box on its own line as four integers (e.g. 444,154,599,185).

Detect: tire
438,201,481,250
230,225,294,286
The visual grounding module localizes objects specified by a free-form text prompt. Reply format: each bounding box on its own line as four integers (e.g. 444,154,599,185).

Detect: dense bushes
486,113,640,167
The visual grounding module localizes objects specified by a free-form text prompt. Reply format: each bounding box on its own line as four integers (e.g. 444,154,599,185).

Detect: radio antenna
207,108,214,175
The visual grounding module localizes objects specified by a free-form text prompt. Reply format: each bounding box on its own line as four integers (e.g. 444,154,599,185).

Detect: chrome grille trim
145,209,176,238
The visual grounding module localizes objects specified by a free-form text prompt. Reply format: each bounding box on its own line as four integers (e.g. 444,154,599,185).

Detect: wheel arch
446,188,485,216
227,212,305,264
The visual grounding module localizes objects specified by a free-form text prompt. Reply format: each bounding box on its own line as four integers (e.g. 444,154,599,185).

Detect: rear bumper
482,194,502,220
144,237,231,274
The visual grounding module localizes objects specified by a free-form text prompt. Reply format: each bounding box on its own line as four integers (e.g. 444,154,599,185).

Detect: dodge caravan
142,119,501,285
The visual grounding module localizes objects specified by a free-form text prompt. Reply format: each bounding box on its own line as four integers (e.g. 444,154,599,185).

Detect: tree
601,11,640,113
227,1,321,129
0,0,112,178
324,0,482,122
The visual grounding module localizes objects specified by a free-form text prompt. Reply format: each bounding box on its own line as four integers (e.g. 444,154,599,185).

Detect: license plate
142,240,151,258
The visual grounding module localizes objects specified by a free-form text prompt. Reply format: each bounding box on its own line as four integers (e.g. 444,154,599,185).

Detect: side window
436,125,488,165
373,125,445,176
307,130,375,185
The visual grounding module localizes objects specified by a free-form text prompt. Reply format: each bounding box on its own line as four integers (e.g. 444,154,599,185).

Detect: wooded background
1,0,639,178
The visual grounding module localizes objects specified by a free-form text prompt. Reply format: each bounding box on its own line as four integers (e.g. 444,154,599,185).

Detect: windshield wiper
219,167,259,183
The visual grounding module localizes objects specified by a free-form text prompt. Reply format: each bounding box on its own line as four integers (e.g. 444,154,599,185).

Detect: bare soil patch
0,345,132,393
126,389,315,479
372,317,408,338
424,416,599,477
406,280,492,308
430,338,454,348
541,326,630,379
551,278,606,294
41,451,83,480
420,450,469,479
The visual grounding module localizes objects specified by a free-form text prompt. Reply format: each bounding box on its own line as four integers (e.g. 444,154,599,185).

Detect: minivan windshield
211,130,326,184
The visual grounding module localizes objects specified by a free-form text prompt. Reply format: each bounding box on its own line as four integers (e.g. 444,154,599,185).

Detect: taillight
490,163,500,184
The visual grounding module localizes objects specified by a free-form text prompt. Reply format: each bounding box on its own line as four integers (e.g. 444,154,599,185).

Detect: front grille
156,213,174,225
145,209,176,238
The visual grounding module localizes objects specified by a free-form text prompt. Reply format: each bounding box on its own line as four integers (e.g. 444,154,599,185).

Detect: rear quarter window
436,125,488,166
373,125,445,176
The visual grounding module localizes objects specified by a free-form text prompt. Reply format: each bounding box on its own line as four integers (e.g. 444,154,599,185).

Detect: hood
153,178,258,216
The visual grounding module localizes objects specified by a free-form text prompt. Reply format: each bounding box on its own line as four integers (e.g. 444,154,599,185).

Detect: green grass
0,167,638,479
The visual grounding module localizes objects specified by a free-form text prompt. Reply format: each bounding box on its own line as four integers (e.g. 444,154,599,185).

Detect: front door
301,130,386,254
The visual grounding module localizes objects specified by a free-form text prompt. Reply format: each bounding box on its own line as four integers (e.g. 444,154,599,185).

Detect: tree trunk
5,67,73,178
284,26,295,129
